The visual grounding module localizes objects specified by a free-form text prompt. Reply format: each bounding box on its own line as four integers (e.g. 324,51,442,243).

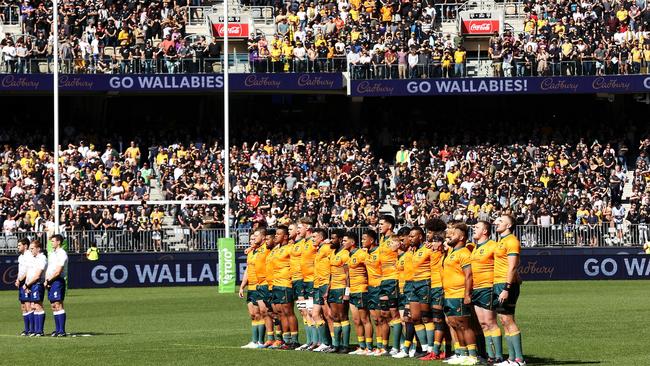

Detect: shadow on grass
67,332,126,336
525,355,602,365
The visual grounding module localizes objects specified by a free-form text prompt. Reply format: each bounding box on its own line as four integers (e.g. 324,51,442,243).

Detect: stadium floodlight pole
53,0,60,235
223,0,231,239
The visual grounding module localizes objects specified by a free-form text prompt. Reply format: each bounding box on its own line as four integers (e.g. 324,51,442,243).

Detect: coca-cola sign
212,23,250,38
461,20,500,35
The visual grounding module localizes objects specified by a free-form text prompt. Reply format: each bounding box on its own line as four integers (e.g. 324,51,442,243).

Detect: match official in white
45,234,69,337
15,238,33,336
24,240,47,336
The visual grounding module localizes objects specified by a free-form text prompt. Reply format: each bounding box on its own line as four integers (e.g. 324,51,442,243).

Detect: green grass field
0,281,647,366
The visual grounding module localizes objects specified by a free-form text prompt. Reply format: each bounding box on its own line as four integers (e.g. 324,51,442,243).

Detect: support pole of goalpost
223,0,231,240
53,0,60,235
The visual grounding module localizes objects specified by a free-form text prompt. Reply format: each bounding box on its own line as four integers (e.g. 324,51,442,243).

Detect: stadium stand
0,0,648,76
3,117,650,252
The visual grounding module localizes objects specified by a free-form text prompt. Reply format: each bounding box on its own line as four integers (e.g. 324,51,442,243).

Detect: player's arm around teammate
442,223,479,365
422,218,449,360
345,233,373,355
326,229,350,353
310,229,334,352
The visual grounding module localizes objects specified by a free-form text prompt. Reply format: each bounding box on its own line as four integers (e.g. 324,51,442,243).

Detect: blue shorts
48,279,66,303
19,282,30,303
30,283,45,302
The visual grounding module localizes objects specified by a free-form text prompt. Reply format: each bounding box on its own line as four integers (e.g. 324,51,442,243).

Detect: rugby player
378,216,402,355
393,227,416,359
264,229,285,348
273,225,300,349
311,228,335,352
470,221,503,364
254,228,276,348
326,229,351,353
288,222,304,344
420,218,448,360
15,238,32,336
45,235,69,337
239,229,264,348
408,227,435,358
442,222,478,365
346,231,374,355
24,240,47,337
362,229,386,356
493,216,525,366
296,219,318,351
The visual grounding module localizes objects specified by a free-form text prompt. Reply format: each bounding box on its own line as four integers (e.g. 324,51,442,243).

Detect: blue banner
1,251,649,290
0,73,343,93
351,75,650,96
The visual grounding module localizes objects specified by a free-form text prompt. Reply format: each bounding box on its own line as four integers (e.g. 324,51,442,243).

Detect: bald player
493,215,525,366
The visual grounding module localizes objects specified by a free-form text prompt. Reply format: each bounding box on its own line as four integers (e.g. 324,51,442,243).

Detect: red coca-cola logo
462,20,500,34
470,23,492,31
213,23,249,38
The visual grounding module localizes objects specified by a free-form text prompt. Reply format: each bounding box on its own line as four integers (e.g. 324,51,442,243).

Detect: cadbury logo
244,75,281,88
591,77,630,90
540,78,578,92
297,74,335,88
355,81,395,94
59,75,95,89
1,75,40,89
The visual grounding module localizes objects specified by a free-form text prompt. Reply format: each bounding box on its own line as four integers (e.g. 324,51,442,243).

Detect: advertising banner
351,75,650,96
0,73,344,93
1,251,649,290
461,19,501,35
212,23,250,38
218,238,236,293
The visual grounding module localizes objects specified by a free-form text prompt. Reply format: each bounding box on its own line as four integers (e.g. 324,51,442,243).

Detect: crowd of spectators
0,0,226,74
1,0,649,76
3,127,650,250
244,0,650,78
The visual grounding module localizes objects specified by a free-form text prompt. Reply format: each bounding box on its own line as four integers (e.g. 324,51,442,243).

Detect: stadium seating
3,132,649,252
0,0,647,76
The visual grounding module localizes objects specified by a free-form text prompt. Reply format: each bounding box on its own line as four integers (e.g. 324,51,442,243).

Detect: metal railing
188,6,213,25
0,232,47,253
247,6,274,25
513,224,649,248
349,60,650,79
0,57,50,73
0,5,20,25
51,56,247,74
250,57,348,73
0,224,646,254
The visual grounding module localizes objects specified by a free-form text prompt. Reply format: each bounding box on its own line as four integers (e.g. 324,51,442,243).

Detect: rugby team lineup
238,215,525,366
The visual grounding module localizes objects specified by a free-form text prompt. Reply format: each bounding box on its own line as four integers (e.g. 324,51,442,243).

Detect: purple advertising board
0,73,343,93
1,250,649,290
351,75,650,96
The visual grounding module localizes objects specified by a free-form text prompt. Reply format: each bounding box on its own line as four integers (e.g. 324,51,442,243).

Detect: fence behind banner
0,224,646,255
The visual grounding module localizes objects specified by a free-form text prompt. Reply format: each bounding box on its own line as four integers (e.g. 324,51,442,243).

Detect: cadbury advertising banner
0,73,343,92
1,251,650,290
351,74,650,96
